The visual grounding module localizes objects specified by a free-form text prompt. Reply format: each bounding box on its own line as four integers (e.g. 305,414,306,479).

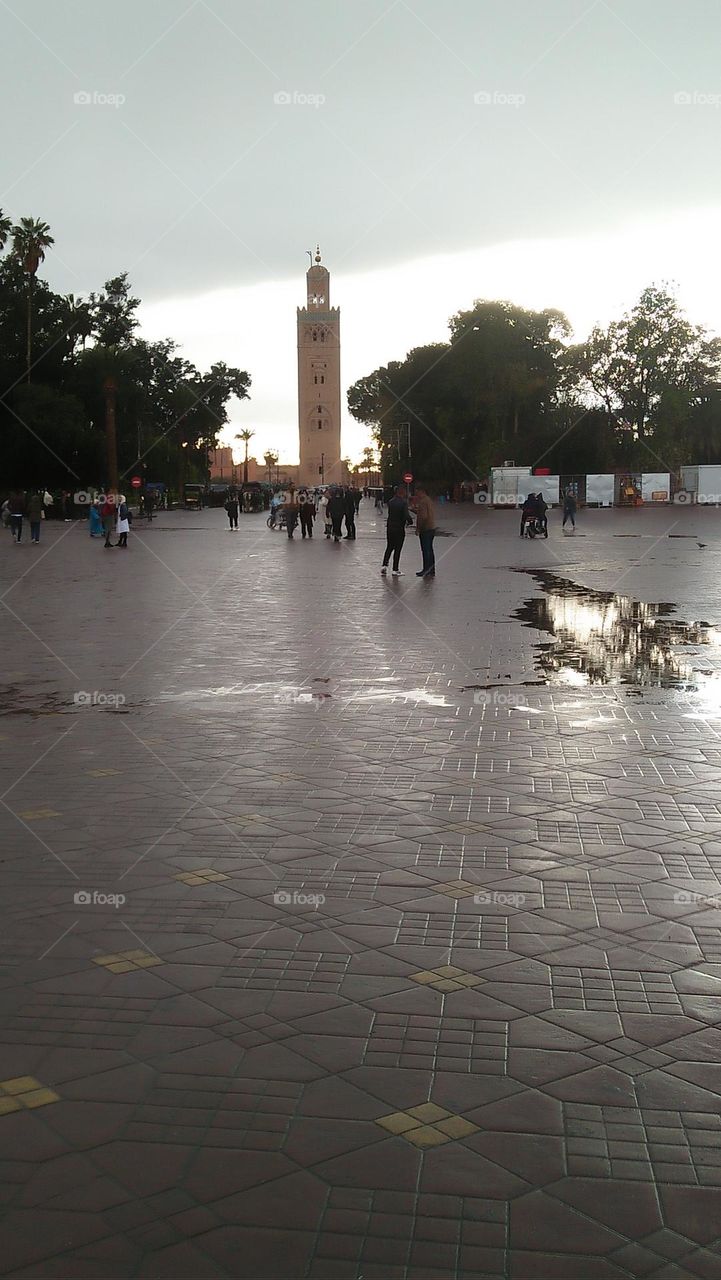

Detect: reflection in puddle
516,570,721,692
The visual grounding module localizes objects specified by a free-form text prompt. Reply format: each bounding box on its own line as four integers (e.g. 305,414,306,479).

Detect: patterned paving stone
4,505,721,1276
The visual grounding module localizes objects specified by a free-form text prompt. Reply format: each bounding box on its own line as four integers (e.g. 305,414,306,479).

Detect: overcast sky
3,0,721,463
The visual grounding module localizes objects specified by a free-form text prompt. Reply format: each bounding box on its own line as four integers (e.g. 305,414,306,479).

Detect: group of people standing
381,484,437,577
89,494,131,547
269,486,362,541
2,489,52,544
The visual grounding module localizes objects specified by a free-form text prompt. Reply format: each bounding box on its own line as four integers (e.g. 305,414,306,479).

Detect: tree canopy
348,286,721,483
0,214,251,490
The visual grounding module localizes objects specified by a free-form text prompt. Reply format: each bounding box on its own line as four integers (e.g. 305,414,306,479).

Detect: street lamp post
320,452,325,483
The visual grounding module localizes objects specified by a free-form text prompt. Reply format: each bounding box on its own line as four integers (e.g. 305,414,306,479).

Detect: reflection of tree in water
516,570,716,688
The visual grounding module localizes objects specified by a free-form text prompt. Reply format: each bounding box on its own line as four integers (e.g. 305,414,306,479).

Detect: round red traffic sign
131,476,142,489
403,472,413,483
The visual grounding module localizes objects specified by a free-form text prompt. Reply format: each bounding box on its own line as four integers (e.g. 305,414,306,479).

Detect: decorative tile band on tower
297,246,341,486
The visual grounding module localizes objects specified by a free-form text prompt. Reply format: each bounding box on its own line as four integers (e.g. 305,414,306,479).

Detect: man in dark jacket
343,488,356,539
299,491,315,538
8,491,26,543
326,489,346,542
381,485,412,575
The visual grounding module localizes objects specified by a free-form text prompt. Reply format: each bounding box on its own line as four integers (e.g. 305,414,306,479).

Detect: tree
11,217,54,382
565,285,721,452
236,428,254,484
0,209,12,254
263,449,279,482
89,273,139,347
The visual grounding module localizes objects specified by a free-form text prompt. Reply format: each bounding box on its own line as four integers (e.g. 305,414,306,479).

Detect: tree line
347,285,721,484
0,211,250,493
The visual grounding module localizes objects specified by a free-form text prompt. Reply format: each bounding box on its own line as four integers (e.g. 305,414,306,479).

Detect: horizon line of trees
0,210,251,493
347,284,721,485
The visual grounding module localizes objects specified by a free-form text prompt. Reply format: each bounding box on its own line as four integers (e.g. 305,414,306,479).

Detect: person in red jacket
101,494,116,548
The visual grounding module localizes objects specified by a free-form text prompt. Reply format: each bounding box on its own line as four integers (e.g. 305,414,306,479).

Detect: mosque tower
297,247,341,485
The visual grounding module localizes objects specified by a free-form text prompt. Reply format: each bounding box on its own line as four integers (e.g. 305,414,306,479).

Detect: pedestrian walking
411,485,437,577
8,491,26,543
381,485,412,576
28,490,44,544
326,489,346,542
115,495,130,547
299,492,315,539
225,489,239,530
562,490,577,531
343,488,356,539
101,494,116,548
284,489,300,539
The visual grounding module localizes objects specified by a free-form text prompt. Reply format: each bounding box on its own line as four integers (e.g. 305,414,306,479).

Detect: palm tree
235,428,254,484
0,209,12,254
65,294,93,356
12,217,54,383
361,445,376,484
263,450,279,483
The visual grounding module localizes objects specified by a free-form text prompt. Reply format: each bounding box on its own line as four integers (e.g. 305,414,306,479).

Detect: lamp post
320,452,325,483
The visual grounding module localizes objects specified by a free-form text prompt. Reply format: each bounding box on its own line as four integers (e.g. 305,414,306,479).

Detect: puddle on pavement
515,569,721,694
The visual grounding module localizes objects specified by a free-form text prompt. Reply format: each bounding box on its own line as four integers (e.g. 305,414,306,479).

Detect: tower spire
315,245,321,264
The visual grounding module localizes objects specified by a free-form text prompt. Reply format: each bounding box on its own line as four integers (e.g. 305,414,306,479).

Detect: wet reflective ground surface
516,569,721,691
3,504,721,1278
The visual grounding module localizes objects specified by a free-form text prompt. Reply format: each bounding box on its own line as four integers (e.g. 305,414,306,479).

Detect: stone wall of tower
297,260,342,486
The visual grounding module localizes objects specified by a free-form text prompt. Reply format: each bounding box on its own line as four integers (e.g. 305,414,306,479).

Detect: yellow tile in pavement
409,970,439,985
1,1076,41,1095
21,1088,60,1109
0,1077,59,1113
175,869,229,885
404,1125,451,1148
376,1111,421,1135
93,949,161,972
435,1116,479,1139
17,809,60,820
411,966,484,993
407,1102,450,1123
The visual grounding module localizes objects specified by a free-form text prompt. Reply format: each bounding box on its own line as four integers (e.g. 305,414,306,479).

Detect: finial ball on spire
315,245,322,264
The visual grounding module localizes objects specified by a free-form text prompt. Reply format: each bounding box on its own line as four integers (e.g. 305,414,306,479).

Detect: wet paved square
2,502,721,1277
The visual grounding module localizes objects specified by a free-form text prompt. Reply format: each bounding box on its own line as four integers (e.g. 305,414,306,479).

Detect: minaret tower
297,247,341,485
